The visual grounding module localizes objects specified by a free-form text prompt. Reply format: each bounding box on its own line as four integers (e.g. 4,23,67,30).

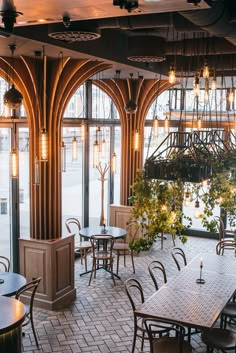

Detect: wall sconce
152,116,159,137
40,128,48,161
34,156,40,185
134,130,140,151
61,141,66,172
111,152,117,173
72,136,78,161
10,148,18,178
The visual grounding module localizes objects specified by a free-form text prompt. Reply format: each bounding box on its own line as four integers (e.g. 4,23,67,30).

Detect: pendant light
3,44,23,110
93,139,99,168
72,136,78,161
202,61,210,79
152,116,159,137
168,66,176,84
111,152,117,173
194,199,200,218
10,147,18,178
164,116,169,134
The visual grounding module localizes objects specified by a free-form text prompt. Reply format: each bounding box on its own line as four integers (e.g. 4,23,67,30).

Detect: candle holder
101,223,108,234
196,265,205,284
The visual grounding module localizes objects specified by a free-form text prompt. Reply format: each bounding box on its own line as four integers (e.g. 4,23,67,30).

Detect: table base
80,266,121,279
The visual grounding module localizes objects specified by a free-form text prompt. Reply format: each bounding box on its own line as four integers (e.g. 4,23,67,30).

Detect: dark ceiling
1,0,236,79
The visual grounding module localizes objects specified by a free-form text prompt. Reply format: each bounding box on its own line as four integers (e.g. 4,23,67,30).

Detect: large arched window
62,81,121,230
0,76,29,262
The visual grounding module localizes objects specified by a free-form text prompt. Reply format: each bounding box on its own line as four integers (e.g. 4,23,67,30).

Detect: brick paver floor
22,235,235,352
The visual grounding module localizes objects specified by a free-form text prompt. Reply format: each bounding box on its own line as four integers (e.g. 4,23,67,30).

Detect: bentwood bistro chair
15,277,41,347
89,234,116,286
125,278,172,353
171,247,187,271
0,255,10,271
144,318,193,353
65,217,92,272
148,260,167,291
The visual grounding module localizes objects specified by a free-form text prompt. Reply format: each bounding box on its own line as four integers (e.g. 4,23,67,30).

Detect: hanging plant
127,170,191,253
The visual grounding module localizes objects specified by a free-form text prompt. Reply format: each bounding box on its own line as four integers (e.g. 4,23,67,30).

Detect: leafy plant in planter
128,171,192,253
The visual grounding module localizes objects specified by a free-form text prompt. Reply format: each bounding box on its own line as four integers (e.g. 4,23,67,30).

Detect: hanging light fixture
184,188,191,207
168,66,176,84
197,116,202,130
193,73,200,97
164,116,169,134
152,116,159,137
93,139,99,168
10,148,18,178
228,88,234,104
61,141,66,172
111,152,117,173
72,136,78,161
3,44,23,110
134,129,140,151
40,128,48,161
34,156,40,185
81,120,85,141
194,199,200,218
202,61,210,79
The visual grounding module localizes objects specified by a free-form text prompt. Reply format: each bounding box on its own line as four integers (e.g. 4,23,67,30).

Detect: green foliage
127,170,191,253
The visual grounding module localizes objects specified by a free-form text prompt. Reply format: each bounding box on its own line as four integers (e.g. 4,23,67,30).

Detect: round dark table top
79,226,126,239
0,272,27,297
0,296,26,334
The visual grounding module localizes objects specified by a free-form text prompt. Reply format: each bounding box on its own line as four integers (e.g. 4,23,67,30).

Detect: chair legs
116,250,135,275
30,315,39,347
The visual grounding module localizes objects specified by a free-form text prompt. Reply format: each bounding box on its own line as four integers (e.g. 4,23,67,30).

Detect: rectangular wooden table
135,253,236,330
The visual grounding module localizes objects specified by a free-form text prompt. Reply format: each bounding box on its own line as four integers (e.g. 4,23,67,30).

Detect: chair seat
113,243,130,251
94,250,115,260
75,241,92,250
153,337,192,353
222,302,236,317
201,328,236,350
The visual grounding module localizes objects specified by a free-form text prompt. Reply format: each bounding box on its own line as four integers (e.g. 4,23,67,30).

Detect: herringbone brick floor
22,235,235,352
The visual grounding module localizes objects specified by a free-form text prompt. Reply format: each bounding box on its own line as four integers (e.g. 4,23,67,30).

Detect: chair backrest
15,277,41,314
215,216,225,241
0,256,10,272
65,217,81,233
216,239,236,255
124,278,145,313
144,318,186,353
90,235,115,258
148,260,167,291
171,247,187,271
125,220,140,244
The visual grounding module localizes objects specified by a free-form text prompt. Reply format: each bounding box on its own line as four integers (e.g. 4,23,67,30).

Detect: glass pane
62,127,83,232
63,85,85,118
89,126,110,226
19,127,30,238
113,126,121,205
0,128,10,257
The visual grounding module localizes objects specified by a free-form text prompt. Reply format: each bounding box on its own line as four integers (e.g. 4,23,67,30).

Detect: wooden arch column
0,55,111,309
95,78,171,205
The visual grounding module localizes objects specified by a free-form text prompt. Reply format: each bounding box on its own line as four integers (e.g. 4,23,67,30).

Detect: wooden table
79,226,127,277
0,296,26,352
135,253,236,331
0,272,27,297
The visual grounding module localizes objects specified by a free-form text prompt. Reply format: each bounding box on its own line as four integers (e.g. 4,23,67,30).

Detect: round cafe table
0,272,27,297
0,295,26,352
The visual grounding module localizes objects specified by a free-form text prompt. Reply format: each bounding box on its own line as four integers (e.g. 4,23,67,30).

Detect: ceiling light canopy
127,36,166,63
48,21,101,42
